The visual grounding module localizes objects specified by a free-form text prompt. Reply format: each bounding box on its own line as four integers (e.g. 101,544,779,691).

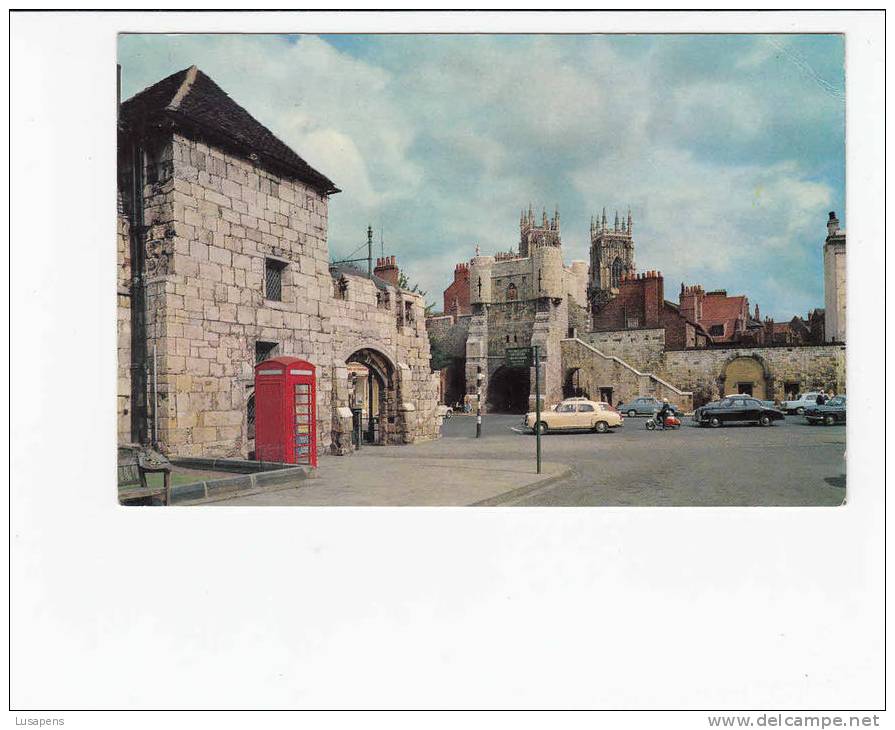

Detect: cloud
118,33,844,319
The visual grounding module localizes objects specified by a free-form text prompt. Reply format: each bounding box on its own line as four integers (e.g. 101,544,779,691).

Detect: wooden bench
118,445,172,505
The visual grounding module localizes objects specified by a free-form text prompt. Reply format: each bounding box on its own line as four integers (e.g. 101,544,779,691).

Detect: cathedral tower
519,204,561,258
588,206,636,310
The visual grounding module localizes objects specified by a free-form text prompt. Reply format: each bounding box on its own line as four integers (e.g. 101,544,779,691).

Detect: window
255,340,278,364
265,258,286,301
577,404,595,412
507,283,518,301
247,393,256,440
709,324,725,337
557,403,576,413
611,258,624,288
506,335,510,343
626,317,640,328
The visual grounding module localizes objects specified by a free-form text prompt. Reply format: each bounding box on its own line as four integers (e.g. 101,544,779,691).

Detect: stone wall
663,345,846,404
580,328,667,373
426,313,471,358
120,131,439,457
561,338,694,412
117,193,132,444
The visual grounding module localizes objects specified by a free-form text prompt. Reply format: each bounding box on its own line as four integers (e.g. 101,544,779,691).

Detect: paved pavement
212,448,569,506
211,411,845,507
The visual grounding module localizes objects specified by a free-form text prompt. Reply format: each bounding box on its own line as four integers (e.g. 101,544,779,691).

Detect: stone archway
719,354,772,400
345,347,398,445
487,365,531,414
563,367,589,400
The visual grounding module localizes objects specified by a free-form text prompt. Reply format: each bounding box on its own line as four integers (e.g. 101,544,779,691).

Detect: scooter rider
657,398,672,430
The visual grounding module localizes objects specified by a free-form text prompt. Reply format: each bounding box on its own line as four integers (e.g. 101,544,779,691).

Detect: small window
709,324,724,336
557,403,576,413
265,258,286,301
506,335,510,343
255,340,278,364
507,283,518,301
247,393,256,440
577,403,595,412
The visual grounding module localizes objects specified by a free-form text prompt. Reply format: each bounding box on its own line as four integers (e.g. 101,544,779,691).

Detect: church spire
627,208,633,235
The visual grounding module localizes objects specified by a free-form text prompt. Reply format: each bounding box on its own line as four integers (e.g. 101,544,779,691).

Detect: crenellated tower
519,204,561,258
588,206,636,312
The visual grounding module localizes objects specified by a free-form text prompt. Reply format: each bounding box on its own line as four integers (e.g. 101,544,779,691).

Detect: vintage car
616,396,683,418
524,399,623,434
780,392,823,415
694,395,785,428
804,395,846,425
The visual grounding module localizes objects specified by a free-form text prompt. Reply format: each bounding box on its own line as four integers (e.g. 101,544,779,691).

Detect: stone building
427,207,589,413
824,210,846,343
118,66,440,457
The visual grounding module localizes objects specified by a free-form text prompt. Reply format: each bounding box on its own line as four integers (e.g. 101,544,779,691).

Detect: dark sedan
805,395,846,425
695,396,785,428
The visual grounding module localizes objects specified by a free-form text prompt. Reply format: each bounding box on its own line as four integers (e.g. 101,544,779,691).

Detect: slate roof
119,66,339,195
329,262,392,291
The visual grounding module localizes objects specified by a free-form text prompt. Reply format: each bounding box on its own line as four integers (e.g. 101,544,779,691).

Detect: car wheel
796,407,805,415
594,420,609,434
646,420,656,431
710,416,721,428
535,421,548,435
824,414,835,426
759,415,771,427
627,409,637,418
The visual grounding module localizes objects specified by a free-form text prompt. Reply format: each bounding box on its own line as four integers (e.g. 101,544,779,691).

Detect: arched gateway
720,355,772,400
487,365,531,414
346,347,397,445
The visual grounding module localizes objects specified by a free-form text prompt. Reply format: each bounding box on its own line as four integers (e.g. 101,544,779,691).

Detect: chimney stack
373,255,400,288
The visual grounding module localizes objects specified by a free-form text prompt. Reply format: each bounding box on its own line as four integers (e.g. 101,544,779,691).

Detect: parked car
617,396,683,418
524,399,623,434
804,395,846,425
694,396,785,428
780,392,823,415
552,397,619,415
436,404,453,420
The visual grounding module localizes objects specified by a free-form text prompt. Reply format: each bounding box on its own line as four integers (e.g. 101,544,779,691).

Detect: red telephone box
254,356,317,467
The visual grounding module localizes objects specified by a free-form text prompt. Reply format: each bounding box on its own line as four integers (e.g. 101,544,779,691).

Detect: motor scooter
645,411,681,430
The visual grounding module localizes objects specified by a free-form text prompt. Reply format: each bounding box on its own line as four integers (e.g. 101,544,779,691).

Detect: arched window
507,283,518,301
611,258,624,288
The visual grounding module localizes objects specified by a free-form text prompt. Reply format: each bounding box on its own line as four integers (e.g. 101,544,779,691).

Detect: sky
118,33,845,320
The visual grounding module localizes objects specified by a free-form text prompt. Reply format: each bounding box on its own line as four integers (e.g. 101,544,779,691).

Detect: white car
780,392,822,415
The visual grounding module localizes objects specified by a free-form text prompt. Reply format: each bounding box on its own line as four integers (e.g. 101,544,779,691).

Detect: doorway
599,387,614,405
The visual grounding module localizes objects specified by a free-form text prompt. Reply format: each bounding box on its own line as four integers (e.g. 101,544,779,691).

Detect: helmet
662,397,669,403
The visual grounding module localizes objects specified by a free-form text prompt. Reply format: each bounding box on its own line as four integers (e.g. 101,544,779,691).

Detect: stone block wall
117,194,132,444
561,338,694,412
663,345,846,404
580,328,667,373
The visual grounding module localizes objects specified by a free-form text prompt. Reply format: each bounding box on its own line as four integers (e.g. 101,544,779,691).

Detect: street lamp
476,370,484,438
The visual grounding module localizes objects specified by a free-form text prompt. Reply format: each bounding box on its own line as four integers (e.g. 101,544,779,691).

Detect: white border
7,9,885,722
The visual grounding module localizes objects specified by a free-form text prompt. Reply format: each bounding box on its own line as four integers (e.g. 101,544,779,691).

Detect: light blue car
616,396,683,418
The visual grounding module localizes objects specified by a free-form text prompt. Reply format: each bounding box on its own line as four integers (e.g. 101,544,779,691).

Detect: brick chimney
374,255,400,287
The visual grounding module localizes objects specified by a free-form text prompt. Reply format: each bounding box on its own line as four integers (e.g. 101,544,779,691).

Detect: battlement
494,251,523,262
